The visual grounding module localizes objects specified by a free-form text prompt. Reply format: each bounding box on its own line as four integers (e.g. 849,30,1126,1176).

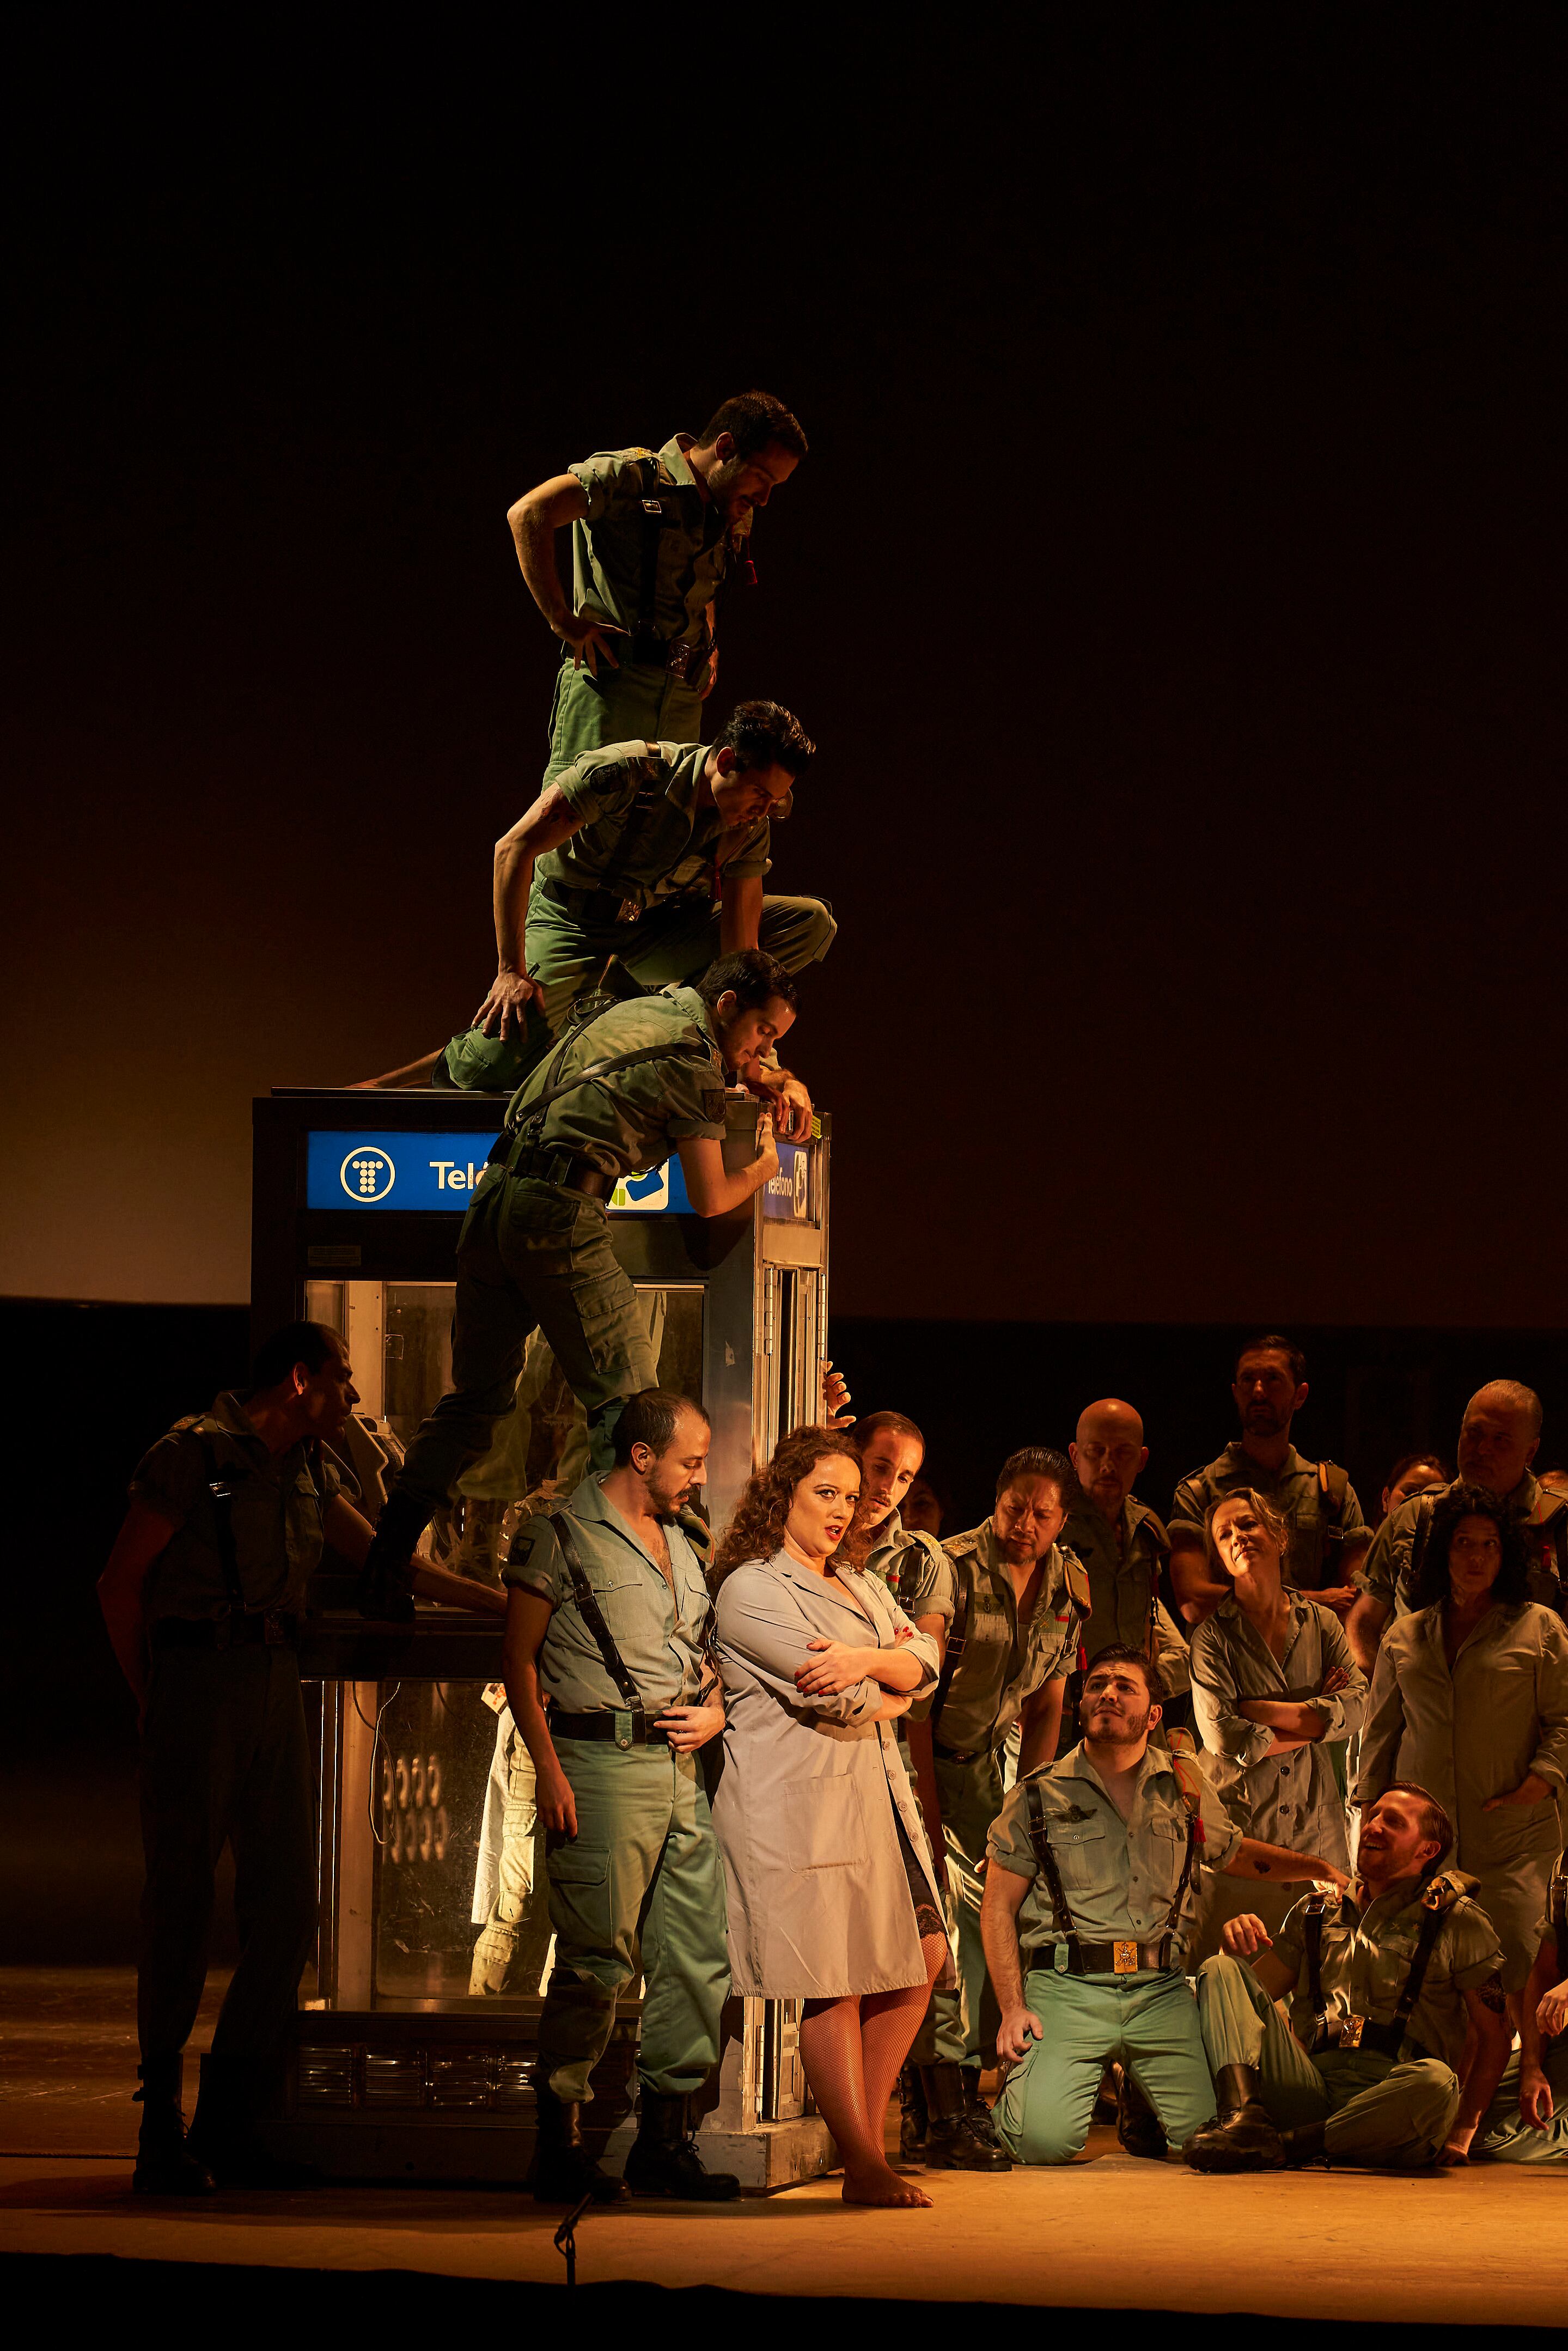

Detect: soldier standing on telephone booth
501,1389,737,2203
508,389,807,784
911,1446,1090,2173
359,951,801,1613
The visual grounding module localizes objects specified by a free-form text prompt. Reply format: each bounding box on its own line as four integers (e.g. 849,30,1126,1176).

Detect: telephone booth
246,1086,834,2186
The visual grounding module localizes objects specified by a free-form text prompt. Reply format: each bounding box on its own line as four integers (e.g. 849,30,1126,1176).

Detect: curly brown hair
710,1426,863,1590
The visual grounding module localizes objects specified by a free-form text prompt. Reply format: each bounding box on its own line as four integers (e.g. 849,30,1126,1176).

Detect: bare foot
843,2161,932,2208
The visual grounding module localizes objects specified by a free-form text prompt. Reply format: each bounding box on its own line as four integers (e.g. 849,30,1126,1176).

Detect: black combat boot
1279,2118,1328,2167
1116,2064,1169,2161
897,2063,929,2161
920,2062,1012,2171
1181,2064,1285,2173
356,1492,431,1621
623,2089,741,2201
530,2075,629,2204
132,2058,215,2196
187,2053,321,2188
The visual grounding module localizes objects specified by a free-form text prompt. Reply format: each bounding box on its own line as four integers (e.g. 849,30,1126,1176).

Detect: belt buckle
1340,2013,1365,2049
1113,1940,1139,1976
667,639,693,681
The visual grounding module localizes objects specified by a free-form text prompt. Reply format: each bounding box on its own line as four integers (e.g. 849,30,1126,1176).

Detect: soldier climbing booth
247,1085,833,2186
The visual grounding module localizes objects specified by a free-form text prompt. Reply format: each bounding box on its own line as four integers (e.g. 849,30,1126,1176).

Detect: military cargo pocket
568,1268,638,1375
546,1838,614,1953
784,1775,869,1871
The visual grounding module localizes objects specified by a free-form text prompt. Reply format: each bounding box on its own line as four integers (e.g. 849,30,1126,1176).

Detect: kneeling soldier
502,1388,737,2203
981,1647,1347,2166
1185,1781,1513,2171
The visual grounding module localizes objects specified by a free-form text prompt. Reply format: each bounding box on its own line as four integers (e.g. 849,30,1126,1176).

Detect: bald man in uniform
1347,1381,1568,1672
1065,1399,1190,1713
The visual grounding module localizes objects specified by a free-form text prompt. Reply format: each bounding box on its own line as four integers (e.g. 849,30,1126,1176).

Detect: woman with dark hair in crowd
710,1427,951,2208
1379,1450,1450,1524
1358,1481,1568,1995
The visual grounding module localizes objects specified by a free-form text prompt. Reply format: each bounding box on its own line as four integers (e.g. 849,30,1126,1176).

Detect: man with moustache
982,1648,1348,2166
1168,1335,1369,1631
1065,1397,1191,1719
501,1388,737,2205
1183,1782,1512,2171
1347,1381,1568,1672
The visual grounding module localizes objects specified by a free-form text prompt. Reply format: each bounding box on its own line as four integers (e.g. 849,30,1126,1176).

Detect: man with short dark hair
982,1647,1347,2166
1168,1334,1369,1629
1183,1782,1513,2172
97,1323,502,2194
501,1388,736,2203
1347,1380,1567,1671
509,390,807,783
360,952,798,1613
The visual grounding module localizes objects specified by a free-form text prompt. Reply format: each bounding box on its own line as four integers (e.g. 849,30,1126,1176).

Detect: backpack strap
1303,1890,1331,2045
930,1545,974,1734
193,1430,248,1619
546,1509,645,1732
503,1036,713,1150
1384,1881,1451,2047
1156,1808,1199,1970
1024,1776,1082,1968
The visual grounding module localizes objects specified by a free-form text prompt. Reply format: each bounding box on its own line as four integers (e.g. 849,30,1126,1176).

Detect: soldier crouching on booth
96,1321,504,2195
358,948,800,1616
1183,1782,1514,2172
501,1387,737,2203
980,1647,1350,2166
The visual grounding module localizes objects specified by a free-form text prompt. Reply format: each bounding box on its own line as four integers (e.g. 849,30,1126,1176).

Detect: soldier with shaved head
1347,1381,1568,1674
1065,1398,1189,1709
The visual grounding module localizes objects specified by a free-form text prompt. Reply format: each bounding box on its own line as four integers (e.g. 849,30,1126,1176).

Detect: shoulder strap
505,1036,712,1142
1388,1886,1450,2042
893,1530,941,1615
546,1509,645,1727
1303,1891,1329,2040
1406,1495,1437,1592
636,454,663,638
1157,1807,1199,1968
930,1548,974,1732
193,1430,247,1618
1549,1856,1568,1977
1024,1777,1081,1964
1317,1460,1350,1531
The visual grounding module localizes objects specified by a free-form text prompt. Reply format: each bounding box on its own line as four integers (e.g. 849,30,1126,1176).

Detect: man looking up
1347,1381,1567,1672
1183,1783,1512,2172
982,1648,1349,2167
1169,1335,1368,1630
509,390,807,783
502,1390,735,2203
359,952,798,1615
1065,1396,1190,1717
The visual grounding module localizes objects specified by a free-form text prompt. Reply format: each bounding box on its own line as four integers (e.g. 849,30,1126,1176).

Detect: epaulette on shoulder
1059,1543,1092,1615
1423,1867,1480,1914
676,1505,714,1567
1134,1501,1170,1549
1528,1486,1568,1525
943,1527,984,1562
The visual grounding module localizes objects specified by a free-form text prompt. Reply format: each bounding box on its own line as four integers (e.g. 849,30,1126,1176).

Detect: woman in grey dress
1358,1481,1568,1993
712,1427,951,2209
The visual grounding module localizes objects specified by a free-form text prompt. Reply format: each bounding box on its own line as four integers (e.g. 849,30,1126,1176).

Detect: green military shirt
864,1510,956,1728
538,738,778,913
567,434,747,675
987,1741,1241,1966
508,983,728,1180
1271,1873,1504,2069
1061,1495,1172,1664
1358,1472,1568,1617
1169,1441,1368,1594
129,1391,345,1625
1189,1592,1367,1866
505,1472,714,1715
932,1521,1087,1755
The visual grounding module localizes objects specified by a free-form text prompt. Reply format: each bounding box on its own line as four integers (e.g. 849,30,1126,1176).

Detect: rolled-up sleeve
1182,1749,1244,1871
1189,1623,1274,1771
716,1572,882,1725
1311,1609,1368,1741
1527,1615,1568,1791
877,1586,939,1695
985,1782,1039,1880
1353,1636,1407,1806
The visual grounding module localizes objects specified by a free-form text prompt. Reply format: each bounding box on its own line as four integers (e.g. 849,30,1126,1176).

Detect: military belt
509,1149,614,1199
1033,1936,1173,1978
151,1612,301,1652
626,627,700,678
934,1737,1004,1766
550,1708,673,1749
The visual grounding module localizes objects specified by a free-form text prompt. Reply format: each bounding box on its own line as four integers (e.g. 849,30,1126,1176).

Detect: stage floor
3,1970,1563,2322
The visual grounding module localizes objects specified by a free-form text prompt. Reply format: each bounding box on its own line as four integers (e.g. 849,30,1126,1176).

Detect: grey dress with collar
713,1548,950,1999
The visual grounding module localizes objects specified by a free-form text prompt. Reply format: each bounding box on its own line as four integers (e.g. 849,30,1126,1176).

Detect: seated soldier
980,1646,1349,2167
1476,1844,1568,2164
1184,1782,1514,2172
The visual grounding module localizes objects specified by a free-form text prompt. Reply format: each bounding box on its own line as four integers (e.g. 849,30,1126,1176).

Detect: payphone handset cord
545,1509,648,1738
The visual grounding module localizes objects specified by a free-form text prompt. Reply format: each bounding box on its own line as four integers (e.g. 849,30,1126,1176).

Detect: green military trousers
392,1172,658,1524
1476,2036,1568,2165
138,1643,318,2103
538,1737,730,2103
996,1965,1217,2164
524,883,837,1038
469,1719,554,1997
1196,1954,1460,2163
916,1747,1005,2069
545,658,705,785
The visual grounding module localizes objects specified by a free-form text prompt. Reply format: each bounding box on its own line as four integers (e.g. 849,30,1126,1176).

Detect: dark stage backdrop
8,1298,1565,1962
5,17,1567,1324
